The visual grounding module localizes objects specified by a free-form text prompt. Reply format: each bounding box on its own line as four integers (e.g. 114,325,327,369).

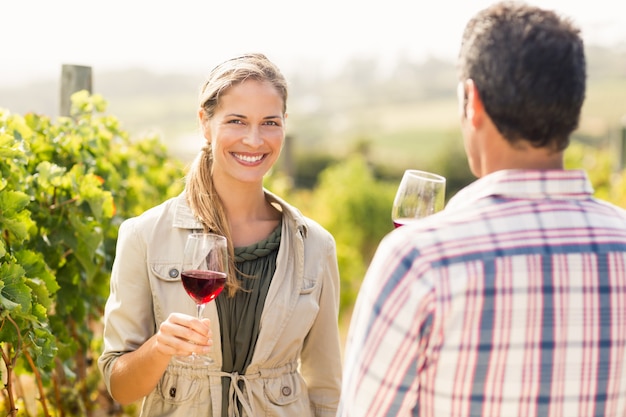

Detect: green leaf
16,249,59,306
68,215,102,282
0,189,30,212
0,131,28,163
32,326,58,369
24,326,57,370
0,209,33,243
36,161,68,189
77,173,114,221
0,262,31,312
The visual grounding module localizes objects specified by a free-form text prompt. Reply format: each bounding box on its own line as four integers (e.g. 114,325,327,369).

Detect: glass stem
197,303,206,319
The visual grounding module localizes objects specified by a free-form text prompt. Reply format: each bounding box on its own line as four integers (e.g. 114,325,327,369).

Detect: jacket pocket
263,372,302,406
300,277,319,294
149,261,197,322
151,262,183,282
141,369,212,416
155,369,206,405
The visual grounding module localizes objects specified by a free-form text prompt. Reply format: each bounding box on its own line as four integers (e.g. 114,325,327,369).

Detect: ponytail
185,145,241,296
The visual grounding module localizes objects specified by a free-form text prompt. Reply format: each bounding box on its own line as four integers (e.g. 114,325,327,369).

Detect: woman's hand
109,313,213,405
155,313,213,357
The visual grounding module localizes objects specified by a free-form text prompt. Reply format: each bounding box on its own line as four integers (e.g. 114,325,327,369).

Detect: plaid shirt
338,169,626,417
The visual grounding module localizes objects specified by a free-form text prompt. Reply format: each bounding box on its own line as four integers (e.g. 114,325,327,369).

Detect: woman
98,53,342,417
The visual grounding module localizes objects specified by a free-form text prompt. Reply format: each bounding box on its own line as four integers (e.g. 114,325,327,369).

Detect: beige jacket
98,191,342,417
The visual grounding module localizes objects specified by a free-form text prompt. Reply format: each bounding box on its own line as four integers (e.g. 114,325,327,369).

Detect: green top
215,221,282,416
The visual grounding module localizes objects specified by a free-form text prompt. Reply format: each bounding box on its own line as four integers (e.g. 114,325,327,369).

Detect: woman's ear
198,108,211,141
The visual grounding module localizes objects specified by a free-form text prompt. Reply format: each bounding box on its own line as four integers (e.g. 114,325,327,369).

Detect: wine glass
174,232,228,365
391,169,446,228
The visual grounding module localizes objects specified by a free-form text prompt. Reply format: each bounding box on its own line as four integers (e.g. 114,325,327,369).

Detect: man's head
457,1,586,153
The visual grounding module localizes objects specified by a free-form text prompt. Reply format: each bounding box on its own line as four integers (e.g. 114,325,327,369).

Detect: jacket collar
264,189,309,238
171,189,309,238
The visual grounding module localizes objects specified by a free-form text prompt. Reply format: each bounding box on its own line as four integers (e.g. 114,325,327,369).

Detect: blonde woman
99,53,342,417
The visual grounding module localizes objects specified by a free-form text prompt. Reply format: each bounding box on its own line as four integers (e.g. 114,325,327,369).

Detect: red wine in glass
173,232,228,366
181,270,226,304
393,218,420,228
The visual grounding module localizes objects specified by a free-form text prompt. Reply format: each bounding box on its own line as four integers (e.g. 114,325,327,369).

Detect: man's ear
457,82,466,119
464,79,484,126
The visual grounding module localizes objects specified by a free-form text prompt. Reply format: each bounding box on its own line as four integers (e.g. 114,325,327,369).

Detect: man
338,2,626,416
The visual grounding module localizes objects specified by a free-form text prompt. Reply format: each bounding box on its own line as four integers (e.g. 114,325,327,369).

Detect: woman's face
200,79,286,187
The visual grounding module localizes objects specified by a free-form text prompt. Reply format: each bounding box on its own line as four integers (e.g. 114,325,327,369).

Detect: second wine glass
174,232,228,366
391,169,446,228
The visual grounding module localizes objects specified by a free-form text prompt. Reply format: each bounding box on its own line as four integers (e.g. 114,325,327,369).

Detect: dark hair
186,53,288,296
457,1,586,150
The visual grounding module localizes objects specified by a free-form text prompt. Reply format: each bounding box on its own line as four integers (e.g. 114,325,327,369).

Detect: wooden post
59,64,92,116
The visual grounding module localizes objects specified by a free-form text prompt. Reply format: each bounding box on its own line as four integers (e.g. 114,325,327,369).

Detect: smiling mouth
232,153,265,163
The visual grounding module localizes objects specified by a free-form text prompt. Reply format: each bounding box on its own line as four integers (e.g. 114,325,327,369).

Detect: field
579,77,626,135
284,75,626,174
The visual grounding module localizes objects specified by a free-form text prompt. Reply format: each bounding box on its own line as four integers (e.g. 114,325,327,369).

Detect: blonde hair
185,53,288,296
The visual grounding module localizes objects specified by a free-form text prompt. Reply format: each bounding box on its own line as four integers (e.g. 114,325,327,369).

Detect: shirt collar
445,169,594,211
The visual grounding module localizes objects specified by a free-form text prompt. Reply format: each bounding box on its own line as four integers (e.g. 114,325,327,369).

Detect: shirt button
281,386,292,396
169,387,176,397
169,269,179,278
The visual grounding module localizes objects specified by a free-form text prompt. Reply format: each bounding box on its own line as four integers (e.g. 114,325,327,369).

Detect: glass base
172,353,214,366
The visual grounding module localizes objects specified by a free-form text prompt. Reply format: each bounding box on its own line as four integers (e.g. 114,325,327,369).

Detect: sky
2,0,625,88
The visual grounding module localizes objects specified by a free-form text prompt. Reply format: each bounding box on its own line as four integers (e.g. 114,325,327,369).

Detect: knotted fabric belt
216,361,299,417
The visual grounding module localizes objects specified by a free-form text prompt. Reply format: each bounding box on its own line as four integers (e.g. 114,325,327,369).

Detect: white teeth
234,153,263,163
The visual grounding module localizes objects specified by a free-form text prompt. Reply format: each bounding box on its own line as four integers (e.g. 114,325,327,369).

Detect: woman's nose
242,127,263,147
